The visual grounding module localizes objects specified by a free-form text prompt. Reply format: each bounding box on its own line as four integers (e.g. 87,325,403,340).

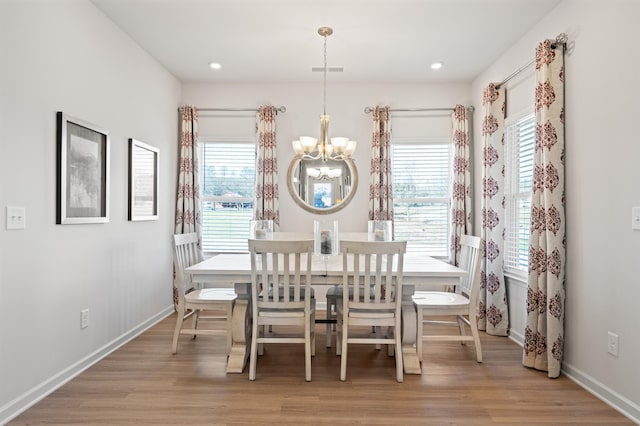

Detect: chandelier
291,27,356,162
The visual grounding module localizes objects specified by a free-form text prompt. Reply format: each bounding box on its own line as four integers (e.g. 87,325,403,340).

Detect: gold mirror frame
287,157,358,215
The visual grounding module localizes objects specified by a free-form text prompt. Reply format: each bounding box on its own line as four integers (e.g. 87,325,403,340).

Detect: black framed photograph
128,138,159,221
56,112,110,224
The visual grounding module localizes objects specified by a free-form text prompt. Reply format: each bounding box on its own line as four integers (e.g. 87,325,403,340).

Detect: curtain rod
496,33,568,89
179,106,286,113
364,106,475,114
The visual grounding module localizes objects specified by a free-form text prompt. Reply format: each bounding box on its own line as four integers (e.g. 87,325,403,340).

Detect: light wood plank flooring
9,312,633,425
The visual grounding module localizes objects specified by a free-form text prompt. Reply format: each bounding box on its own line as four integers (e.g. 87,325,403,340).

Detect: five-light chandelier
291,27,357,162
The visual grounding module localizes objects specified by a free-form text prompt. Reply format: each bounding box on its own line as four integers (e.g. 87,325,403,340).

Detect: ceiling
90,0,562,84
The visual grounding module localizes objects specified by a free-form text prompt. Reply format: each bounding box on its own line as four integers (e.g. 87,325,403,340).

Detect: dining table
185,232,467,375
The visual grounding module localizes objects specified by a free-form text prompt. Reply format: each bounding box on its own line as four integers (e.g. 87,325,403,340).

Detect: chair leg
305,316,312,382
191,309,199,339
325,298,334,348
340,317,348,381
395,318,403,383
311,299,316,357
469,314,483,363
249,317,259,381
457,315,467,345
336,311,342,356
258,325,265,356
386,326,395,357
172,306,185,354
416,306,424,362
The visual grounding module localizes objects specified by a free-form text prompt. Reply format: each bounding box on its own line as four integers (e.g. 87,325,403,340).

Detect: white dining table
185,232,466,375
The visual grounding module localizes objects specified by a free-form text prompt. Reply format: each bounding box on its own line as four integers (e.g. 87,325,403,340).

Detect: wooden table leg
401,285,422,374
226,282,251,373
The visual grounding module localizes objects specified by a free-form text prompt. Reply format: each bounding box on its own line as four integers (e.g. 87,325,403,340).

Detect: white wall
471,0,640,421
183,82,470,232
0,0,181,422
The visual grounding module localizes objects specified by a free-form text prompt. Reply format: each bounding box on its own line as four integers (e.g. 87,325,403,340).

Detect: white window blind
391,141,452,257
504,112,535,273
199,141,256,252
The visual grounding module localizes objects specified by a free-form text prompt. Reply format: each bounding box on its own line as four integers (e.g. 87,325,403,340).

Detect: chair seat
327,285,375,298
413,291,470,308
349,311,395,319
265,285,314,300
185,288,237,304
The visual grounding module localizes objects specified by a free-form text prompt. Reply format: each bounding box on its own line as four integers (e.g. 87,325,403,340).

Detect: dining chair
412,234,483,362
248,239,316,381
172,233,237,355
326,220,393,349
337,240,407,382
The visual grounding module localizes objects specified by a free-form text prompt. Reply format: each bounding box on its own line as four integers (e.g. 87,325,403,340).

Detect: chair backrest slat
457,235,482,301
173,233,202,299
249,239,313,309
341,240,407,310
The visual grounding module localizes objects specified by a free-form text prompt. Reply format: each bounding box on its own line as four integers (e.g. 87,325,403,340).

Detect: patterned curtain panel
523,40,566,378
368,106,393,221
479,84,509,336
254,105,280,226
175,105,201,236
174,105,201,307
450,104,472,265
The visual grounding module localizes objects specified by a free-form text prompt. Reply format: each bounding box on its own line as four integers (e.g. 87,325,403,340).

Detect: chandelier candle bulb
331,137,348,153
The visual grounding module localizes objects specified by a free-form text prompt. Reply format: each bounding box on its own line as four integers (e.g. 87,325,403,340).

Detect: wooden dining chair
172,233,237,355
412,234,483,362
248,239,316,381
337,240,407,382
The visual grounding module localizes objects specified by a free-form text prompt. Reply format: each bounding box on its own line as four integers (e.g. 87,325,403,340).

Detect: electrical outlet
6,206,26,230
607,331,619,357
80,309,89,329
632,207,640,230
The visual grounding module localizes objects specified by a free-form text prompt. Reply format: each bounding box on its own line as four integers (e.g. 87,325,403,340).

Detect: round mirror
287,157,358,214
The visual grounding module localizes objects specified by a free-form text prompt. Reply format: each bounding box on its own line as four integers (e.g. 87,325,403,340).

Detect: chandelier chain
323,33,327,116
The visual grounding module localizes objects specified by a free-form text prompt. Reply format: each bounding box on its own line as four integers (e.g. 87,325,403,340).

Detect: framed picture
128,138,159,221
56,112,110,224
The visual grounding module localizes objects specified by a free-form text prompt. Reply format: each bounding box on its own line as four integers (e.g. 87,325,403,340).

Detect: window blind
391,142,452,257
199,141,256,252
504,113,535,272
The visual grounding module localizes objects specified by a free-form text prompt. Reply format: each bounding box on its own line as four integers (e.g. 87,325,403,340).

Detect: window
199,140,255,252
504,111,535,274
391,140,452,257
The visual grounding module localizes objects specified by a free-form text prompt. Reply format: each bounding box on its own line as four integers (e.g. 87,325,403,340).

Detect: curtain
254,105,280,226
174,105,201,307
523,40,566,378
450,104,472,265
479,84,509,336
369,106,393,221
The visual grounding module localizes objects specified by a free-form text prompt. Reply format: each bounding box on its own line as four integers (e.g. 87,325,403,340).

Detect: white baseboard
561,362,640,424
0,306,174,425
506,330,639,424
508,329,524,346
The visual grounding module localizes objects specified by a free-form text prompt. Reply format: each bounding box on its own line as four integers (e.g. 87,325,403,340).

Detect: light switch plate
6,206,26,230
633,207,640,230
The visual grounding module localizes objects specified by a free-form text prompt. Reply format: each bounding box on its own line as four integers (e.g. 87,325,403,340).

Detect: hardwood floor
10,312,633,425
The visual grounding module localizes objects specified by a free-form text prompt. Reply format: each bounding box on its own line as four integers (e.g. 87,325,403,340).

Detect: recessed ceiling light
430,62,443,70
209,62,221,70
